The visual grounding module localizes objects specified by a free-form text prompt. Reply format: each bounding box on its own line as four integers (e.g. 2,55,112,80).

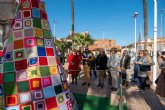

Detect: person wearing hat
81,46,95,86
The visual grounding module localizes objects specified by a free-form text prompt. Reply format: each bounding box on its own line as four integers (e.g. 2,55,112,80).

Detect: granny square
47,57,56,66
20,103,34,110
17,80,29,93
16,70,28,81
54,84,63,95
5,105,20,110
4,52,13,61
29,78,42,90
0,85,3,95
14,49,25,61
5,95,18,107
43,86,55,98
32,0,39,8
33,18,42,29
16,11,22,20
39,57,48,66
3,72,15,84
13,30,23,40
40,2,45,11
14,20,23,30
34,100,46,110
23,19,33,29
27,67,40,79
3,83,17,95
37,47,46,56
56,94,65,106
32,8,40,18
44,39,52,47
40,10,48,20
39,66,50,77
15,59,28,71
23,10,31,19
28,57,38,66
0,96,4,107
46,48,54,56
45,97,57,109
37,38,44,46
32,90,44,100
42,20,49,30
3,62,15,72
51,75,61,86
43,30,51,39
24,37,37,48
59,104,67,110
34,28,43,38
49,66,58,75
21,0,31,10
42,76,52,87
19,92,31,104
26,47,38,58
0,74,2,84
24,29,34,37
14,39,23,49
66,100,73,110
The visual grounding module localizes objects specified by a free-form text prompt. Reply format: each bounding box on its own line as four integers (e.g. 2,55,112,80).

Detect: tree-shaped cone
0,0,79,110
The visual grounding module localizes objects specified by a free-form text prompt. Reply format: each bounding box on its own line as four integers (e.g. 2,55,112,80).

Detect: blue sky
44,0,165,46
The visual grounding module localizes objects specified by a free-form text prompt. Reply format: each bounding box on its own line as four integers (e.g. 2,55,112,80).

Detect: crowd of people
65,46,165,98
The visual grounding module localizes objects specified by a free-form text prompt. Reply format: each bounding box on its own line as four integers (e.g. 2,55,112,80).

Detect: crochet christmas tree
0,0,79,110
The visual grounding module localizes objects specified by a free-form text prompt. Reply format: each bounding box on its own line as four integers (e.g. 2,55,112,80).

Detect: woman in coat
155,51,165,98
68,49,80,84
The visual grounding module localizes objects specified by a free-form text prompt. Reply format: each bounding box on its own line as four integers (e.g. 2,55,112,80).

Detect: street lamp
133,12,138,54
53,19,57,42
160,9,164,51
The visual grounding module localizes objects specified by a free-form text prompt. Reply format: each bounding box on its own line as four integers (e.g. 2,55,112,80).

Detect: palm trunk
71,0,74,50
142,0,148,50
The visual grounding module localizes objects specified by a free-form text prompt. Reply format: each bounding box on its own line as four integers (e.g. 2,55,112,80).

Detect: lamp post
133,12,138,54
160,9,164,51
71,0,74,50
53,19,57,42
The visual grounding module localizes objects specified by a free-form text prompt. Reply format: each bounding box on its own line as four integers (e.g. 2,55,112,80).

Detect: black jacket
95,54,108,70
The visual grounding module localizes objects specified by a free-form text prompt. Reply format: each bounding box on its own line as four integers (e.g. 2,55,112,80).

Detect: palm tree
142,0,148,50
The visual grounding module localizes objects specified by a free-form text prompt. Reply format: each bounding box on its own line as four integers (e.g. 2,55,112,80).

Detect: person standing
95,48,108,88
82,46,94,86
108,48,120,91
68,49,80,84
120,50,131,87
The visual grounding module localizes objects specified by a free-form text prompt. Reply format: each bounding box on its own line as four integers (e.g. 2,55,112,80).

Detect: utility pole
71,0,74,50
53,19,57,43
160,9,164,51
133,12,138,53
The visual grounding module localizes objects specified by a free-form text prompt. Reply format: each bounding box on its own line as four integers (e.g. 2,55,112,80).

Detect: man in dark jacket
120,50,131,87
96,48,108,88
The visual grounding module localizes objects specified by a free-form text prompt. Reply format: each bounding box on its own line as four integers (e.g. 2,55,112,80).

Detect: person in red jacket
68,49,80,84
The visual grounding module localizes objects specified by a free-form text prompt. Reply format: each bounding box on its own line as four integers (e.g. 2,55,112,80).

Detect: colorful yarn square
37,47,46,56
42,20,49,30
54,84,63,95
44,39,52,47
49,66,58,75
16,70,28,81
32,8,40,18
40,1,45,11
41,10,48,20
15,59,27,71
20,103,34,110
16,11,22,20
39,66,50,77
56,94,65,106
0,74,2,84
26,47,38,58
42,76,52,87
3,72,15,84
51,75,61,86
4,52,13,61
46,48,54,56
21,0,31,10
27,67,40,79
6,105,20,110
47,57,56,66
66,100,73,110
59,104,67,110
43,30,51,39
14,49,25,60
32,0,39,8
39,57,48,66
14,20,23,30
43,86,55,98
3,62,15,72
34,28,43,38
23,19,33,29
17,80,29,93
23,10,31,19
0,85,3,95
32,90,44,100
37,38,44,46
0,96,4,107
45,97,57,109
35,100,46,110
24,37,37,48
33,18,42,29
24,29,34,37
28,57,38,66
5,95,18,107
14,39,23,49
13,30,23,40
30,78,42,90
19,92,31,104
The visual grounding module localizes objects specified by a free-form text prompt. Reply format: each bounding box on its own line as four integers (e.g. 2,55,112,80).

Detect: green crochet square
3,72,15,83
3,62,15,72
3,84,17,95
33,18,42,29
18,81,29,92
43,30,51,39
40,66,50,77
